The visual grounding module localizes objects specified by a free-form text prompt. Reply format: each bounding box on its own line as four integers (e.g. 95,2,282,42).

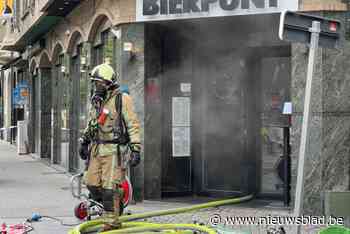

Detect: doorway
52,55,70,168
145,14,292,200
39,68,52,160
158,22,259,197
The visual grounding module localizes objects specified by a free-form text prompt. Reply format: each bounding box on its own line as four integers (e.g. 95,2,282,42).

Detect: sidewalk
0,141,80,233
0,141,331,234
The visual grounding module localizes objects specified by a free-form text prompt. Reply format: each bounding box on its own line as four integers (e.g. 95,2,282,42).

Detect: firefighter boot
87,186,103,203
101,189,121,231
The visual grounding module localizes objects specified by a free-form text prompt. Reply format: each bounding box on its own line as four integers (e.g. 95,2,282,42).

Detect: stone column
120,23,145,201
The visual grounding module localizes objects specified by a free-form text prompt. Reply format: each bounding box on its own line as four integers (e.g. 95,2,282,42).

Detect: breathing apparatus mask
89,63,119,106
93,81,108,101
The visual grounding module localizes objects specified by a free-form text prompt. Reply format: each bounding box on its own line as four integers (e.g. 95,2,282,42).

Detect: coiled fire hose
69,194,254,234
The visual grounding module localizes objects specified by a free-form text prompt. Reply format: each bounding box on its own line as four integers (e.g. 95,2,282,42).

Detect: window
92,29,118,70
102,30,113,65
21,0,31,19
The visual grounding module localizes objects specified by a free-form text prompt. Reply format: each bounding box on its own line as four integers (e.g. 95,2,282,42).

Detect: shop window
103,30,114,65
92,30,117,69
92,44,103,67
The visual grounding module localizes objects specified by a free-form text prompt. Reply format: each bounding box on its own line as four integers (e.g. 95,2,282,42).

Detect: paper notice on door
172,127,191,157
172,97,190,126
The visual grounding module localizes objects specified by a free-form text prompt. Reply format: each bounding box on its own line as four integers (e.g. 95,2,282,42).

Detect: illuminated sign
136,0,298,22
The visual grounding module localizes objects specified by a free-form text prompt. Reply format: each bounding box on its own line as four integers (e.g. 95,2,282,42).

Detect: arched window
91,17,117,72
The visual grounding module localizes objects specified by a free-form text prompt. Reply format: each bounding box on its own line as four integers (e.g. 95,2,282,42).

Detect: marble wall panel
121,24,145,201
290,115,324,215
322,116,350,192
144,24,163,199
322,12,350,112
291,44,323,114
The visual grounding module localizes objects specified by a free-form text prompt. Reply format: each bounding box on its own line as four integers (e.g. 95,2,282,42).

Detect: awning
41,0,82,17
2,0,81,52
1,15,62,51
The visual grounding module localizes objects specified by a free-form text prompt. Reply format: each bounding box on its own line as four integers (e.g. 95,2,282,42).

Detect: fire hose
68,194,254,234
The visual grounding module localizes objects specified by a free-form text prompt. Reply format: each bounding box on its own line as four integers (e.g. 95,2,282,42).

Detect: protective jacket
83,88,141,159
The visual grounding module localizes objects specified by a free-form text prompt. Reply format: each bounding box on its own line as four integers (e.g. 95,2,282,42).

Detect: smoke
145,13,291,193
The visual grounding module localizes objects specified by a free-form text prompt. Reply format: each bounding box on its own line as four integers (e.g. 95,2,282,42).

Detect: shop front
142,0,297,202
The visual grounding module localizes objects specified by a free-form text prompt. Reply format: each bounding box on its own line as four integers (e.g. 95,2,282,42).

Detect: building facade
0,0,349,215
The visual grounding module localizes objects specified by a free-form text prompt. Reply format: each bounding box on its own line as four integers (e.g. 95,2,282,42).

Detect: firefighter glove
79,138,90,160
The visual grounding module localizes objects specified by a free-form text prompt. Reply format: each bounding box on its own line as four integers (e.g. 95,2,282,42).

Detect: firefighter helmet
89,63,120,86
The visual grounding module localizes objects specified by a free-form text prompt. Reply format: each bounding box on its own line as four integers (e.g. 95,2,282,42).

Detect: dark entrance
39,68,52,160
145,14,292,200
195,48,257,197
159,29,259,197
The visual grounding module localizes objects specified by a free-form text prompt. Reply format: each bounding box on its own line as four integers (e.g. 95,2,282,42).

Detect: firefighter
79,63,141,230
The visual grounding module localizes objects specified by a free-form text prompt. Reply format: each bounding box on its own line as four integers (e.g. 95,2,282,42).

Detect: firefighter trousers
85,153,126,216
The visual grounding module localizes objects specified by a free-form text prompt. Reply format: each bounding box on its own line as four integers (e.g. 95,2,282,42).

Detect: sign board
180,83,191,93
136,0,298,22
12,81,29,107
0,0,13,17
279,11,342,48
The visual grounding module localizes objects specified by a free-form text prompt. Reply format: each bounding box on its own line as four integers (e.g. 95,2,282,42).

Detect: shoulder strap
115,92,130,142
115,92,122,116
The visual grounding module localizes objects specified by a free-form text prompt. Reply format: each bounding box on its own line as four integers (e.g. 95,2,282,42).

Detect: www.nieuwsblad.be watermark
209,214,344,226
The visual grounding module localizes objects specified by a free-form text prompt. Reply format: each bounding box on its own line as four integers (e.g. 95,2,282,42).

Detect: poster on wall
136,0,299,22
0,0,13,17
172,97,191,157
12,81,29,107
172,97,190,126
172,127,191,157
